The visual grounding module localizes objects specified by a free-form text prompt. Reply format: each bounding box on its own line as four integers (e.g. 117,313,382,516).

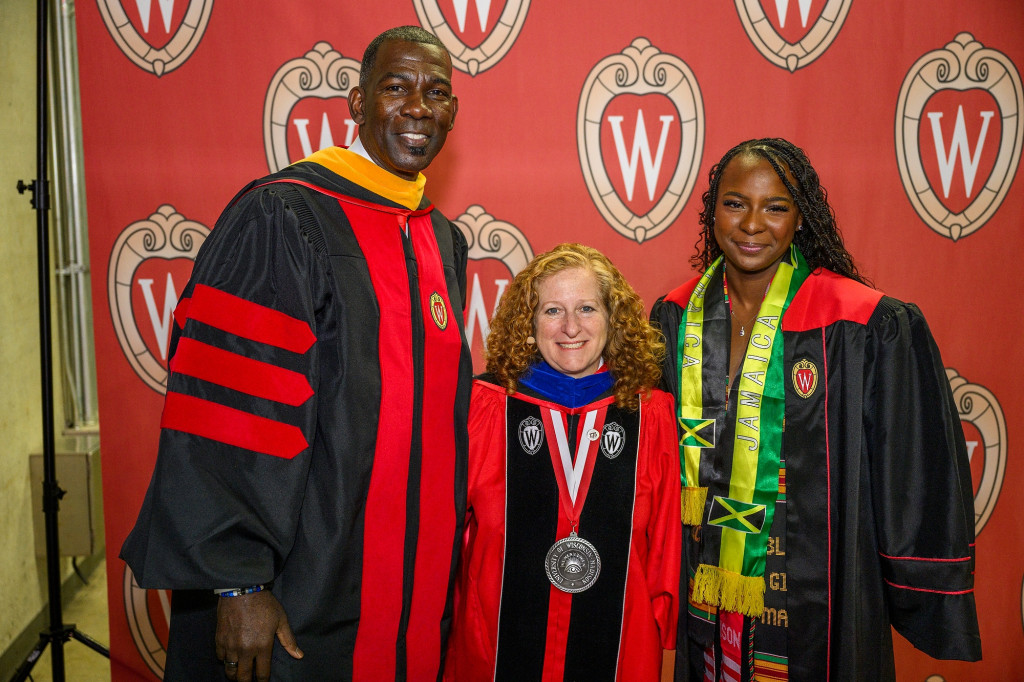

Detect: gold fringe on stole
680,486,708,525
691,564,766,617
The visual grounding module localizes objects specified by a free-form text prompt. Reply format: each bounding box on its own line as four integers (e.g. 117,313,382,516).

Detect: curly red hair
485,243,664,411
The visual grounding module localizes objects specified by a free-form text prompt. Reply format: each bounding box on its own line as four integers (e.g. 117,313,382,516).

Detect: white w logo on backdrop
263,43,361,172
734,0,851,71
138,273,179,361
134,0,174,33
97,0,212,76
895,33,1023,241
927,107,996,199
946,369,1007,537
608,112,675,202
413,0,530,76
577,38,704,244
772,0,812,28
451,0,493,32
292,115,358,158
464,273,509,352
453,205,534,371
108,205,209,394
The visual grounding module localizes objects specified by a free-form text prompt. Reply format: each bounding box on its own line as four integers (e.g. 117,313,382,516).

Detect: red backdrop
76,1,1023,678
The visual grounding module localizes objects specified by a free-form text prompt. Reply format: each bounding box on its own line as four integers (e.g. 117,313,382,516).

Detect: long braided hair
691,138,869,285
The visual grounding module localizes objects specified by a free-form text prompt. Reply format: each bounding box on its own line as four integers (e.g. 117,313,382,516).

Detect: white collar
347,135,372,162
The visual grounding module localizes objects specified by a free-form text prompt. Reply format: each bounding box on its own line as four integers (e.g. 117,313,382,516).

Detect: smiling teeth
559,341,584,349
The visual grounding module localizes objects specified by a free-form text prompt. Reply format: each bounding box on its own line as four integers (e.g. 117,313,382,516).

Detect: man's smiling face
349,39,458,180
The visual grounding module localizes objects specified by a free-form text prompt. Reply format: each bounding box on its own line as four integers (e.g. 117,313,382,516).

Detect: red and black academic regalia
651,268,981,682
121,147,472,681
444,373,681,682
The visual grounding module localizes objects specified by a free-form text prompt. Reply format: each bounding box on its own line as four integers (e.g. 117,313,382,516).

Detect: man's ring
225,661,238,668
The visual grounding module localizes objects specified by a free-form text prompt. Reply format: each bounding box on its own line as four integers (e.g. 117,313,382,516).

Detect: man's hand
215,590,303,681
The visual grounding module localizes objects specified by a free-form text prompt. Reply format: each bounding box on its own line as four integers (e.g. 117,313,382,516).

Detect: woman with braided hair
652,138,981,681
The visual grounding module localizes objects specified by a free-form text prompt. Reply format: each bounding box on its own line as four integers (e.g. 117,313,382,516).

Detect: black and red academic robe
651,268,981,681
444,377,681,682
121,150,472,681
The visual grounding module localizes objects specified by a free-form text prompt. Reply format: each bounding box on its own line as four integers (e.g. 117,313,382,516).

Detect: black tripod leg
8,635,48,682
8,623,73,682
7,623,110,682
70,627,111,657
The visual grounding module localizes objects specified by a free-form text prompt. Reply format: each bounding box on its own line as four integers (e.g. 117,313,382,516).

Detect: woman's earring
797,223,803,231
526,335,536,345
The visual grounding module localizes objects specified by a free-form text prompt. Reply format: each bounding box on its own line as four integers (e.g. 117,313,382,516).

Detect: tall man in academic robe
121,25,472,681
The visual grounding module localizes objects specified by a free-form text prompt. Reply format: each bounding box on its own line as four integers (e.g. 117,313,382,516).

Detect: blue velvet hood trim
519,360,615,408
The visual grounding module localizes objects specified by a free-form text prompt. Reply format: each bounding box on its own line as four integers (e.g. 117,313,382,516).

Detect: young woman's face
713,154,802,276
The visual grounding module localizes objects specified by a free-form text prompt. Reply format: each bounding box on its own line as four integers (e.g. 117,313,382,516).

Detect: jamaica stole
676,244,809,616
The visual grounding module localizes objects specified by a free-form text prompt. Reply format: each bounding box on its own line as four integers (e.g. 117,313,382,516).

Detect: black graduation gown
651,267,981,681
121,153,472,681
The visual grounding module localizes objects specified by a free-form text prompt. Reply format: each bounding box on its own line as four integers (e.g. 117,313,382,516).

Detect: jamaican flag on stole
676,244,809,616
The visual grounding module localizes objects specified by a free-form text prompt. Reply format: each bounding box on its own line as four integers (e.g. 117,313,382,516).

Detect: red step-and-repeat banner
75,1,1022,678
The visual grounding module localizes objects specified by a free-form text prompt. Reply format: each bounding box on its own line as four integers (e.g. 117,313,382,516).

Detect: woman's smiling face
533,267,609,378
713,153,802,276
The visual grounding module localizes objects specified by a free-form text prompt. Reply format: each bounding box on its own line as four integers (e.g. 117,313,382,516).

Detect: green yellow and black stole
676,244,809,616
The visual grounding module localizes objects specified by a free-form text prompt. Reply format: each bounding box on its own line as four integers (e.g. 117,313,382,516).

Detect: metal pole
33,0,67,675
9,1,109,679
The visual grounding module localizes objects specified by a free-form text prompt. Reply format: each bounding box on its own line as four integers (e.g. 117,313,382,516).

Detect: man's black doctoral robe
121,147,472,681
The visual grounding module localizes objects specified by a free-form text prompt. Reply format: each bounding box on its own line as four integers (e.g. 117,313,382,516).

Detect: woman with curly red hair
444,243,681,681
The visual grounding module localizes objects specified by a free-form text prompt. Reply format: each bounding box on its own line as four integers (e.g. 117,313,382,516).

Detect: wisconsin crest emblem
123,566,168,677
946,368,1007,536
792,359,818,398
96,0,213,77
577,38,704,244
733,0,852,72
601,422,625,459
429,292,448,330
411,0,530,76
107,205,209,394
518,416,544,455
263,42,361,172
894,33,1023,242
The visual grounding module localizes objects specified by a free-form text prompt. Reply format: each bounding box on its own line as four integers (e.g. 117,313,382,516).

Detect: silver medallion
545,531,601,593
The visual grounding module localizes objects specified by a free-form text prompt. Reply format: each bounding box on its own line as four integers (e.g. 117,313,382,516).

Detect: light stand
9,0,110,679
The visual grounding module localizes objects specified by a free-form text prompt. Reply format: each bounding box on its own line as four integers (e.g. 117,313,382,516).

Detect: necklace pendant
740,326,745,337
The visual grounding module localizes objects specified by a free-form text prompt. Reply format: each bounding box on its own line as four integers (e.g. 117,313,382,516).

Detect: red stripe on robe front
346,201,415,681
406,210,462,680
